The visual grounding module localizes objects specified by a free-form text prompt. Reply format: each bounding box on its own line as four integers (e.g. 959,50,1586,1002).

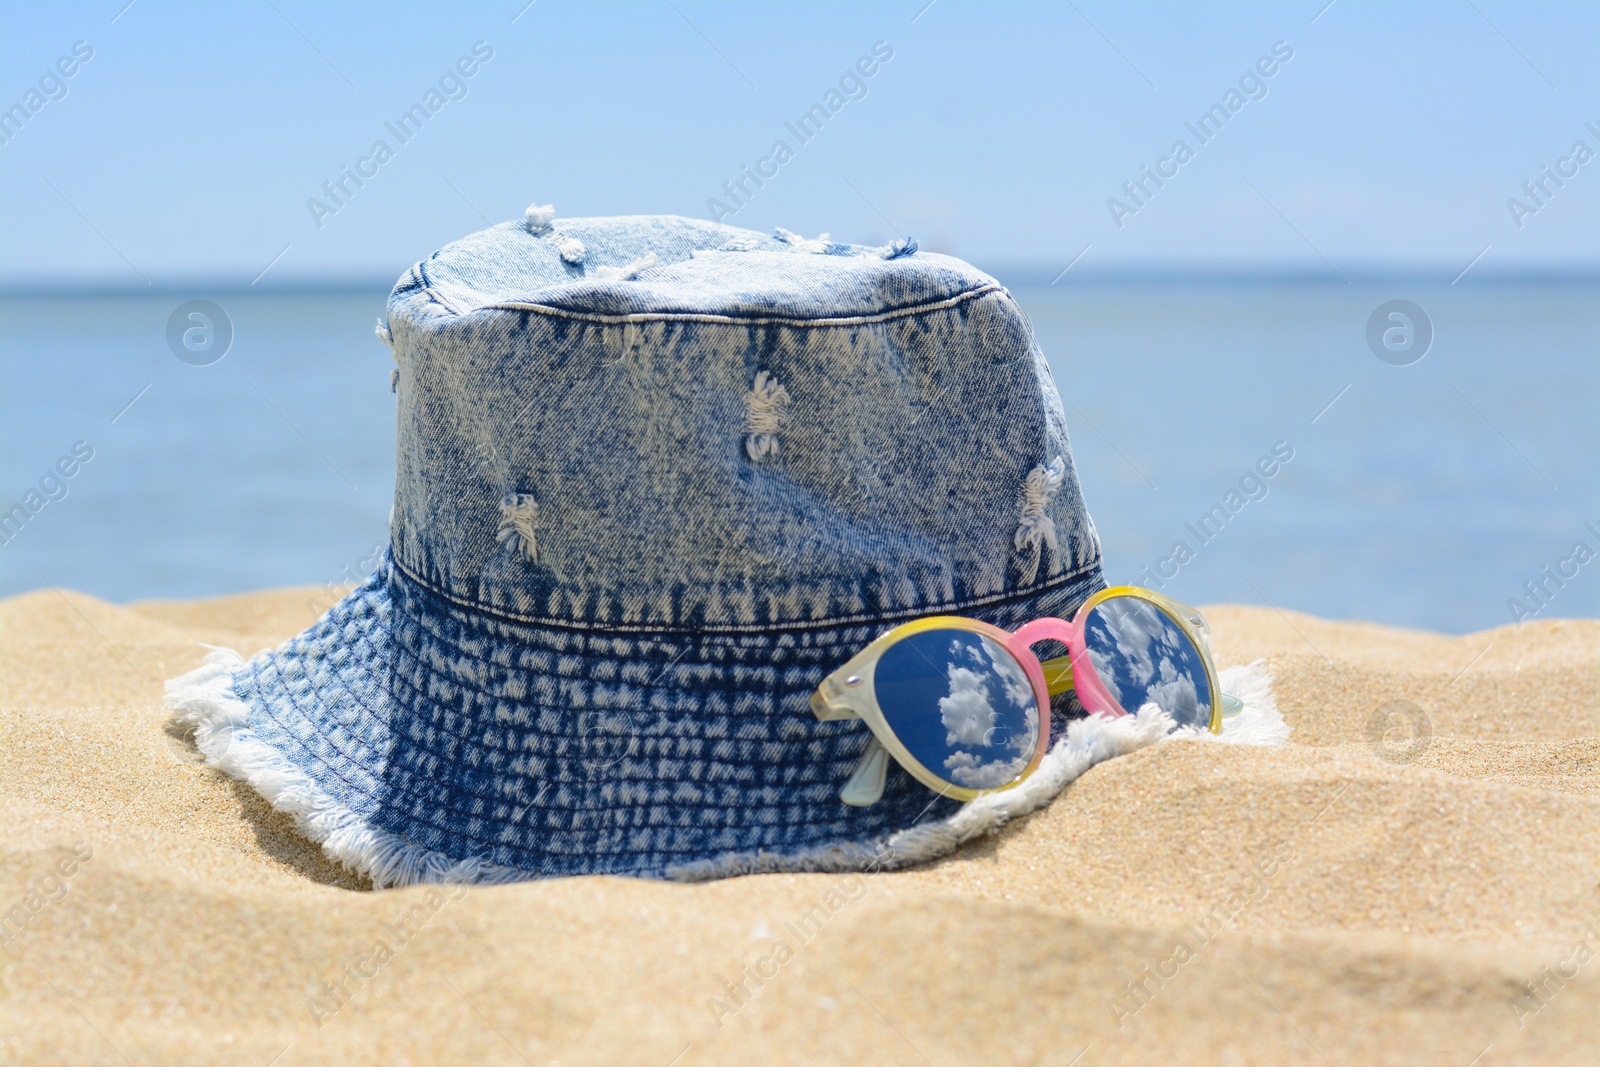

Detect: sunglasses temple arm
810,689,860,722
1039,655,1074,698
1038,652,1238,712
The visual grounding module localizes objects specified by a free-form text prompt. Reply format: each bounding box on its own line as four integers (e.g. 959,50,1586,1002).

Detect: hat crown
384,213,1099,630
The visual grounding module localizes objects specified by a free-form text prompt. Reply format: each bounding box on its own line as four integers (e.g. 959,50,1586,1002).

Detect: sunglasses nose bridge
1010,616,1076,654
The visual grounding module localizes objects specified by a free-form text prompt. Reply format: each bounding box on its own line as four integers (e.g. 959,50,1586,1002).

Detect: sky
1,0,1596,285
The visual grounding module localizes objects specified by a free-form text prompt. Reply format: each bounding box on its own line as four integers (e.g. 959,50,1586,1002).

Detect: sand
1,588,1596,1066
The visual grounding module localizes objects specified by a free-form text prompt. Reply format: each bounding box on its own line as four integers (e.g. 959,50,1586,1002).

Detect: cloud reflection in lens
873,630,1039,790
1083,596,1213,729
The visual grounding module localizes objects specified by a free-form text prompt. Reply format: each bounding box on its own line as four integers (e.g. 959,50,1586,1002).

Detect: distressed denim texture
228,213,1106,879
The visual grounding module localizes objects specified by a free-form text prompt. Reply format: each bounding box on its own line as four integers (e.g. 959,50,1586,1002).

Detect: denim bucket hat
166,209,1113,887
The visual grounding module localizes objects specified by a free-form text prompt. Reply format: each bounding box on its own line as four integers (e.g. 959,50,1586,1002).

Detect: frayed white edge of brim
1206,659,1291,748
165,648,528,889
166,651,1285,888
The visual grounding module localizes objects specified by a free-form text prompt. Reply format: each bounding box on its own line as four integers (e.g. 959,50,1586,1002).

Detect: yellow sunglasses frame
810,586,1223,806
811,615,1052,804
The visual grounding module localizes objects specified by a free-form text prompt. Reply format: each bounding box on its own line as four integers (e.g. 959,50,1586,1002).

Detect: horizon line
3,261,1598,296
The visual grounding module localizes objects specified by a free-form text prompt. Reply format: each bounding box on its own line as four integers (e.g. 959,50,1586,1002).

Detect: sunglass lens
873,629,1040,791
1082,595,1215,728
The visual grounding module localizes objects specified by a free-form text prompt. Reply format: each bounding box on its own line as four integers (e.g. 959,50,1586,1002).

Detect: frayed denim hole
744,371,790,461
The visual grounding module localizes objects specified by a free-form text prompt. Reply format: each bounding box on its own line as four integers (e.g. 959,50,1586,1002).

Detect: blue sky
1,1,1596,284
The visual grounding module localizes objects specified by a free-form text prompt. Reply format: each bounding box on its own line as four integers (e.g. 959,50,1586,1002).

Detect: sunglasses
810,586,1240,807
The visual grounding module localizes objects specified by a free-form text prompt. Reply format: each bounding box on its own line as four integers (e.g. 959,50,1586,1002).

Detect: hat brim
167,553,1119,887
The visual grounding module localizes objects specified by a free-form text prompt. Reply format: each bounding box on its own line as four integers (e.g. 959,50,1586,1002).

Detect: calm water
2,279,1595,634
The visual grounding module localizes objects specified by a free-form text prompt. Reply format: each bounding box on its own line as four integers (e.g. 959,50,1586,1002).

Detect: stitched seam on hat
389,551,1105,637
259,610,873,799
249,579,1070,826
400,600,852,671
394,551,1105,637
419,282,1007,328
251,667,894,851
398,595,845,679
233,589,1008,851
250,650,811,839
382,623,831,747
247,653,385,805
258,684,866,834
411,260,471,317
251,653,882,837
397,576,885,658
376,663,835,779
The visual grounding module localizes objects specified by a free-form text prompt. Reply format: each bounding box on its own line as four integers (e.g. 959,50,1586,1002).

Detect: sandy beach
2,587,1596,1066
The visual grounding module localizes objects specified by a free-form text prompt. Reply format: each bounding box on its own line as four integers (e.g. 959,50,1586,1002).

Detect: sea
2,277,1595,635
